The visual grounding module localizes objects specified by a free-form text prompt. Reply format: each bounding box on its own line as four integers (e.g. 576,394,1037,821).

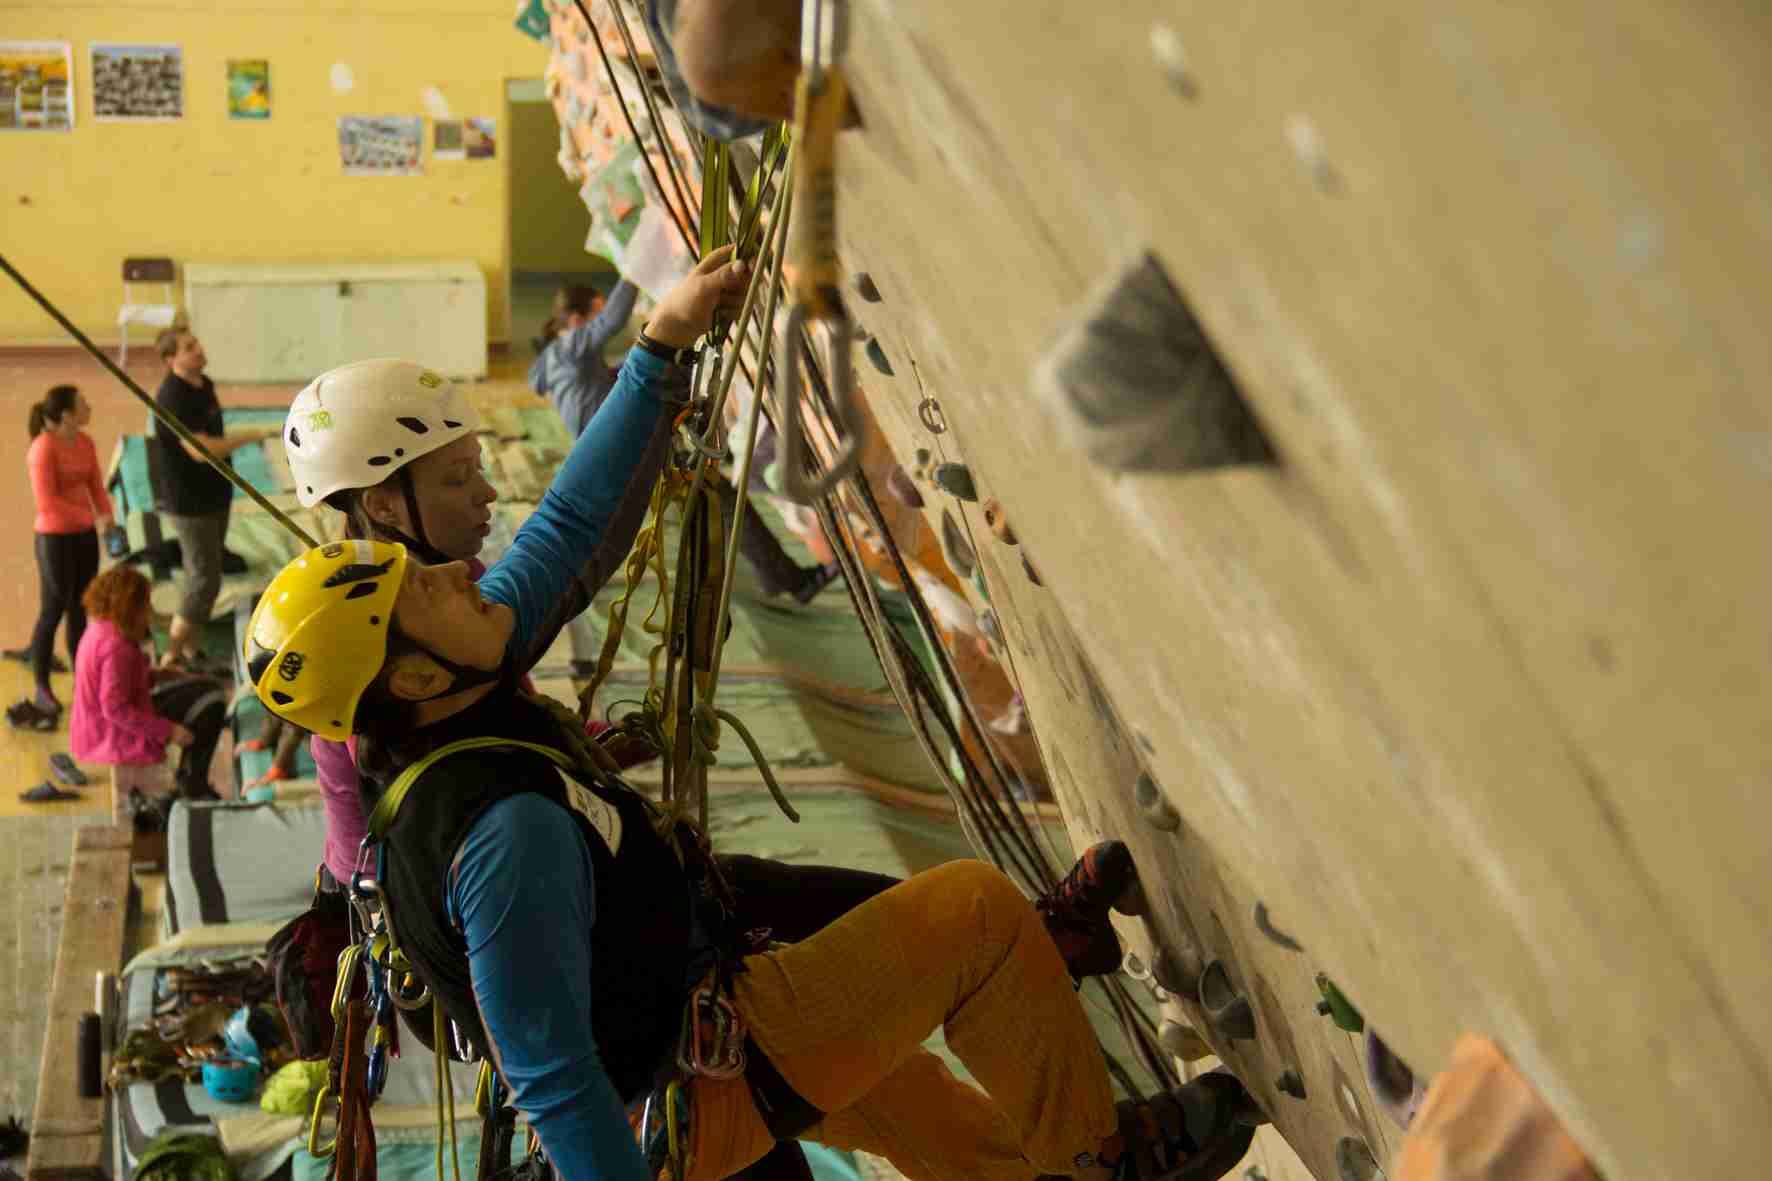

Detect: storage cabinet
184,261,487,382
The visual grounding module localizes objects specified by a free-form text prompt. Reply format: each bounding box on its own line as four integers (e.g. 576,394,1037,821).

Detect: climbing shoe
791,562,843,606
1037,839,1142,981
1102,1070,1265,1181
48,753,88,787
7,701,57,733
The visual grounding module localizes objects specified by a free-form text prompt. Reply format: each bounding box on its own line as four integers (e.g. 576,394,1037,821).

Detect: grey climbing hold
1133,771,1181,832
865,338,895,376
1150,945,1202,1001
1275,1069,1307,1100
854,272,882,302
1335,1138,1384,1181
1033,251,1275,473
1253,902,1304,952
932,462,977,502
940,510,976,578
885,464,923,509
1198,960,1257,1041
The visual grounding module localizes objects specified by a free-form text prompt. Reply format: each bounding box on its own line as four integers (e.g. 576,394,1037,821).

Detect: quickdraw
676,980,748,1081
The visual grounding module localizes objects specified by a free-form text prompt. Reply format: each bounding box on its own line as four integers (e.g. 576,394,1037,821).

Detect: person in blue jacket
530,277,641,440
243,247,1262,1181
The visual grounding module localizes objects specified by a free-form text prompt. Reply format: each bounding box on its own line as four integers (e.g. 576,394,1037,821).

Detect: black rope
0,252,318,548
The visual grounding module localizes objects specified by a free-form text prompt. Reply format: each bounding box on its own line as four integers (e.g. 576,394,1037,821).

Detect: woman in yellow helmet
244,246,1263,1181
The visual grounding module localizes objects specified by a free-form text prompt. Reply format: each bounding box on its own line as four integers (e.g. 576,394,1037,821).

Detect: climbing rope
0,253,319,549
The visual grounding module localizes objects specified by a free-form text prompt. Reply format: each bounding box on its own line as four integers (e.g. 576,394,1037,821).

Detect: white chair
117,257,179,366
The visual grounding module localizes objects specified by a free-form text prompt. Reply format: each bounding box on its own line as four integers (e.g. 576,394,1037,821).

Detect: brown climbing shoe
1102,1070,1265,1180
1037,839,1140,980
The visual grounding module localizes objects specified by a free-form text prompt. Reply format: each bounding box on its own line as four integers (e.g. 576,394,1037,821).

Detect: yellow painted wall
0,0,552,345
508,95,609,277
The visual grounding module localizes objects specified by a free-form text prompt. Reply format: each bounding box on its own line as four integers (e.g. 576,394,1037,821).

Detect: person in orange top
12,386,113,729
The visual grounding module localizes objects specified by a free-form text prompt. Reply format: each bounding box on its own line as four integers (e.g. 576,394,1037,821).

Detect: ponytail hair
29,385,79,439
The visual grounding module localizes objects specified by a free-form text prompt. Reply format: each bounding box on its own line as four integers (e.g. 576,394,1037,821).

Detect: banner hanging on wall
0,41,75,131
91,43,183,121
338,114,423,175
227,59,270,119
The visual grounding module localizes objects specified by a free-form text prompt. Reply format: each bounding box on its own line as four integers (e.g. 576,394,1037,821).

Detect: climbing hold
865,338,895,376
1148,23,1198,99
940,510,976,577
1198,960,1257,1042
976,608,1004,648
884,464,924,508
913,447,933,475
854,272,882,302
1275,1069,1307,1100
932,462,978,502
1335,1138,1384,1181
1252,902,1303,952
1157,1019,1214,1063
1315,973,1364,1033
1133,771,1181,832
1021,550,1043,586
1150,945,1202,1001
982,497,1018,545
1365,1029,1428,1130
1286,114,1344,195
1033,251,1275,473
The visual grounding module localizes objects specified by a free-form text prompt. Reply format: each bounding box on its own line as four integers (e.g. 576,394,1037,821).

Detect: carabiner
307,1081,338,1157
777,304,862,502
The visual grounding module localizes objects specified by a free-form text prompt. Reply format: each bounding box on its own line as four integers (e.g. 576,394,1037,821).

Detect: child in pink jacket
71,566,224,799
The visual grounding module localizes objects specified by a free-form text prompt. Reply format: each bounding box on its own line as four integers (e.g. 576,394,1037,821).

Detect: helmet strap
387,621,507,702
396,467,444,562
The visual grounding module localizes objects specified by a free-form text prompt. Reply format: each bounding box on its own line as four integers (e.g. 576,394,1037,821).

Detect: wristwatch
634,329,700,368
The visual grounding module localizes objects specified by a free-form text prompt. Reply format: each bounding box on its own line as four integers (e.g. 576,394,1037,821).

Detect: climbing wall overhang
830,2,1772,1179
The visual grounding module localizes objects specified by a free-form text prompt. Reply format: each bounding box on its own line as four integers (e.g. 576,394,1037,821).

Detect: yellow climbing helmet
243,539,409,741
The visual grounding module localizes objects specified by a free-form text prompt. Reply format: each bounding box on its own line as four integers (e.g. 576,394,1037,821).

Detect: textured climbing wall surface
833,2,1772,1178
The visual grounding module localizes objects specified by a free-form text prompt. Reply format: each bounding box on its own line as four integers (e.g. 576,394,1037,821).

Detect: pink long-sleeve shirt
71,619,175,766
29,431,112,535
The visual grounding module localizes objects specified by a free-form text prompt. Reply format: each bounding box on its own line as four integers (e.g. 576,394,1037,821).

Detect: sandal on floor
19,782,80,803
7,701,57,733
48,752,88,786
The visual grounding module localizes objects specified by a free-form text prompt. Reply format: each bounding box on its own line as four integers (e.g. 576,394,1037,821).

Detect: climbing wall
829,2,1772,1178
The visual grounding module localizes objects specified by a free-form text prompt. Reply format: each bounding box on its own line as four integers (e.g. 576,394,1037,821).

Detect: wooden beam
26,825,133,1181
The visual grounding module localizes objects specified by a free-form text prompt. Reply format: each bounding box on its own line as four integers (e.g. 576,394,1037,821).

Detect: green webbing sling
365,736,579,842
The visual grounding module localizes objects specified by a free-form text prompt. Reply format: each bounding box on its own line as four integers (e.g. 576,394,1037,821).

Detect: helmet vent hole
270,690,294,706
288,427,301,448
366,455,392,467
370,615,381,625
394,449,404,457
443,420,463,429
345,582,379,601
396,416,429,434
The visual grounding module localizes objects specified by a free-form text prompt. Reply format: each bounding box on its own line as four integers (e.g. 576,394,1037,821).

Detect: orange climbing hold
1396,1035,1597,1181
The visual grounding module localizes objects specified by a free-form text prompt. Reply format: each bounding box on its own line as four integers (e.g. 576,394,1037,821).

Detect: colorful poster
226,59,270,119
464,116,496,160
91,43,183,121
0,41,75,132
338,115,423,175
433,118,464,160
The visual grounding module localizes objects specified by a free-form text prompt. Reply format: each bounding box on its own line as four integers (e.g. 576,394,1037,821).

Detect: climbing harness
777,0,863,503
0,253,318,548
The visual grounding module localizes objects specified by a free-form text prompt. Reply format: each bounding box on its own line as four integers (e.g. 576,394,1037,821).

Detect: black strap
634,329,700,368
743,1035,824,1142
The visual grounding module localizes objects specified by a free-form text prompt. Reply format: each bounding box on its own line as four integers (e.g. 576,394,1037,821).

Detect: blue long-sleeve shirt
451,348,674,1181
528,279,640,439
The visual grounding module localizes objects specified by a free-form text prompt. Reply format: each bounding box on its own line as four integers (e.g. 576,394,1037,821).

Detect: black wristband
635,330,699,368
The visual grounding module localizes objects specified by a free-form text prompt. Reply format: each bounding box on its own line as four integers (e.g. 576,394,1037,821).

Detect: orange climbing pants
682,859,1119,1181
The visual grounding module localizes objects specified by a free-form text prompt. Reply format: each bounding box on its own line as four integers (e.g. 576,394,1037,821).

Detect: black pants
31,530,99,695
150,675,227,797
713,477,812,598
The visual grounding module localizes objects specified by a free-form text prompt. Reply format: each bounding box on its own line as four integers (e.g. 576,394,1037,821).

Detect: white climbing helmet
284,359,480,508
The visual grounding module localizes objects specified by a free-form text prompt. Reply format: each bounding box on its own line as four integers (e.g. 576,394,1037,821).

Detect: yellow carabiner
306,1080,338,1158
664,1078,686,1181
330,943,363,1023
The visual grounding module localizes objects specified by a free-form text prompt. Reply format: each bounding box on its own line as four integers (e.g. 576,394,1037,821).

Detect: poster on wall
91,43,183,120
464,116,496,160
226,59,270,119
433,118,464,160
338,115,423,175
0,41,75,132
